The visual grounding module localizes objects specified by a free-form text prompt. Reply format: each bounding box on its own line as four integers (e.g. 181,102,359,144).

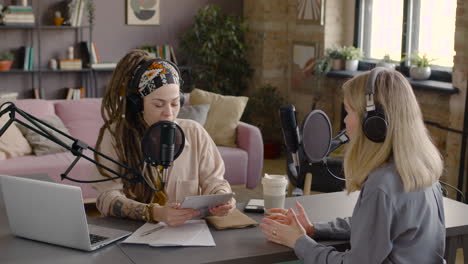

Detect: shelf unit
0,1,94,99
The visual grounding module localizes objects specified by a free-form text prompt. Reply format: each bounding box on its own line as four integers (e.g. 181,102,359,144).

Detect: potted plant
407,52,436,80
242,84,286,159
0,51,14,71
376,54,396,69
342,46,364,71
180,5,252,96
325,46,344,71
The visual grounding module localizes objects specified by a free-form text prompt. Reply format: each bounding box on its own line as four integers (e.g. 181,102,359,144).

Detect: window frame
354,0,453,82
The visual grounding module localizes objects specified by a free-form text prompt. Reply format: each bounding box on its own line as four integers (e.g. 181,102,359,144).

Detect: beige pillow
17,115,74,156
0,113,33,159
189,89,248,147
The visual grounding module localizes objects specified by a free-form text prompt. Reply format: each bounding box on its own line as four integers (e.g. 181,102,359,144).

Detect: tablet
180,193,234,217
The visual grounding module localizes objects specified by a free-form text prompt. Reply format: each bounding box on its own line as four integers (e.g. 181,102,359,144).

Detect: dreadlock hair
95,49,156,203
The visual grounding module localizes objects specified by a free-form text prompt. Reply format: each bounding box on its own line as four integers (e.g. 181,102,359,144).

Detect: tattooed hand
153,203,200,227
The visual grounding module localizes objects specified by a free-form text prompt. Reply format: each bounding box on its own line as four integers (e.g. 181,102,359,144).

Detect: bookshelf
0,1,94,99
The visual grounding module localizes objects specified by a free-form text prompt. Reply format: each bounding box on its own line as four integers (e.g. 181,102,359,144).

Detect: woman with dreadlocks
92,50,235,227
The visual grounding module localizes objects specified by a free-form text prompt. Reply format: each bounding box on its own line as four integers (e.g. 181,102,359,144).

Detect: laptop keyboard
89,234,109,245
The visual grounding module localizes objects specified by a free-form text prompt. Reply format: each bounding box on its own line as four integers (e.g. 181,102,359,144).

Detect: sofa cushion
218,146,248,185
17,114,73,156
0,112,32,159
177,104,210,125
54,98,103,147
189,89,248,147
11,99,56,120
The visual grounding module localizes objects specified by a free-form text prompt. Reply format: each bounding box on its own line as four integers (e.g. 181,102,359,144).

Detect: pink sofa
0,98,263,202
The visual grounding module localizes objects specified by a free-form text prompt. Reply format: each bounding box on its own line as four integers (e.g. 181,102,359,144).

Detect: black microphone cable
439,180,465,203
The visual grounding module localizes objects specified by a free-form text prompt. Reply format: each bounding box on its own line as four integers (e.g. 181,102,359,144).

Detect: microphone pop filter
301,110,332,163
141,121,185,166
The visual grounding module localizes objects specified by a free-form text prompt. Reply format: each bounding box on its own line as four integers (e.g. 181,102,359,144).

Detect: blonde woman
261,68,445,263
92,50,235,227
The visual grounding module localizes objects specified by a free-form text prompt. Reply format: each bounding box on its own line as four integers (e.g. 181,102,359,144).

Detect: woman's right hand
265,201,315,237
153,203,200,227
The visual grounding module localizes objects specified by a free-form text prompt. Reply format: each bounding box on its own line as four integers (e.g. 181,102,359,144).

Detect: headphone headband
362,67,388,143
126,58,185,114
365,67,386,112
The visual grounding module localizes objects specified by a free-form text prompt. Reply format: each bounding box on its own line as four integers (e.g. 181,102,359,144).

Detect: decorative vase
376,61,395,70
331,59,344,71
410,66,431,80
0,61,13,71
53,17,64,26
345,59,359,71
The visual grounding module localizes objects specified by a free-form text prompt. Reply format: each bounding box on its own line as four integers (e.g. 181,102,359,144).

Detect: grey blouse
294,162,446,264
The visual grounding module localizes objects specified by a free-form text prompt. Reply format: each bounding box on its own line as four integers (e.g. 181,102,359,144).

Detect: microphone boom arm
0,102,143,184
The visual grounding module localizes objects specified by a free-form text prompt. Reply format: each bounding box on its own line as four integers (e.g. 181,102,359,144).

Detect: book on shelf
4,5,33,12
1,5,35,25
65,87,85,100
169,46,178,64
144,45,178,64
68,0,85,26
59,59,82,70
28,47,33,70
0,92,19,100
91,62,117,69
23,47,30,71
91,42,100,64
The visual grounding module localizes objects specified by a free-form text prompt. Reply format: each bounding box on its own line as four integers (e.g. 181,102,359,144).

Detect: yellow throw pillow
0,112,33,159
189,89,248,147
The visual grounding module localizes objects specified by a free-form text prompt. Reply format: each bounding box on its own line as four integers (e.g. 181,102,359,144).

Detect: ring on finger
272,230,277,236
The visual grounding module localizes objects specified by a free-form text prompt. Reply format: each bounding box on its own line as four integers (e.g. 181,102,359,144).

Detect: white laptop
0,175,132,251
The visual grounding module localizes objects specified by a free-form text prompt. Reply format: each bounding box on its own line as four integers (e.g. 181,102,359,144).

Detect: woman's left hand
260,208,306,248
209,197,236,217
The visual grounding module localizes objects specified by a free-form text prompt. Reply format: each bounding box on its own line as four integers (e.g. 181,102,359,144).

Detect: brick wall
244,0,468,197
446,0,468,195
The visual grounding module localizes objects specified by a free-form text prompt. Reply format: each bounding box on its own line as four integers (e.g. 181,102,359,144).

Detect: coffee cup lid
262,174,288,186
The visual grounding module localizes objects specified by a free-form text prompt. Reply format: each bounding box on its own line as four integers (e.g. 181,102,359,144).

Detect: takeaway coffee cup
262,174,288,212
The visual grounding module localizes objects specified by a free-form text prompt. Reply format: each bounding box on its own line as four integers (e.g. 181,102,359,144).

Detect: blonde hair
95,49,157,203
342,69,443,193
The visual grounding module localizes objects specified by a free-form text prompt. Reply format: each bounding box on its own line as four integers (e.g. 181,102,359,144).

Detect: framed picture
291,41,319,91
297,0,324,25
126,0,160,25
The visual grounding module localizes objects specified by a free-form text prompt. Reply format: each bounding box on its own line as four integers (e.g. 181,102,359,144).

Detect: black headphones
362,67,388,143
127,58,184,114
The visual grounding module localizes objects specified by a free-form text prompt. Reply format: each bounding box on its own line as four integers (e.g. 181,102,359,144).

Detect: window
356,0,456,68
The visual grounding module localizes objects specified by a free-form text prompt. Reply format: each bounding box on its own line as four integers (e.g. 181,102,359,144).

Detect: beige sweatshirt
90,118,232,221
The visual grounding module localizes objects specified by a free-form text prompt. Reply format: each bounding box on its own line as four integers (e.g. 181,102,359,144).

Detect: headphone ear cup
362,110,388,143
127,93,143,114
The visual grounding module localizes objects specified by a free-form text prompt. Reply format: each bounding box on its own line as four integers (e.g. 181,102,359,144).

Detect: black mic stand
0,102,143,184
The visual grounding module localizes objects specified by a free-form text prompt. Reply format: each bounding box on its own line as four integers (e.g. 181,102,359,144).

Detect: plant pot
410,66,431,80
331,59,344,71
53,17,64,26
376,61,395,70
264,142,281,159
0,60,13,71
345,59,359,71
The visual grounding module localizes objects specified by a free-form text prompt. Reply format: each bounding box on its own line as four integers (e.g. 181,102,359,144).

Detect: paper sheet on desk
123,220,215,247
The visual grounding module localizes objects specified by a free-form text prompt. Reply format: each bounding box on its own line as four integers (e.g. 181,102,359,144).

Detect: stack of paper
123,220,215,247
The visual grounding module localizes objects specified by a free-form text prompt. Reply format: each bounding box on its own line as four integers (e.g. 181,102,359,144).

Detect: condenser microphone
141,121,185,189
279,104,301,168
160,122,176,184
